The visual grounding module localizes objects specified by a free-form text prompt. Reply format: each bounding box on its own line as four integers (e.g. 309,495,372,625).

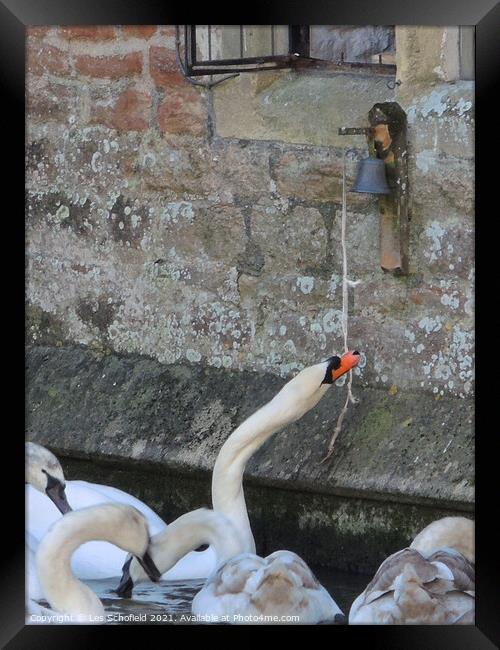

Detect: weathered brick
59,26,116,40
149,46,184,87
121,26,157,39
27,79,80,124
158,87,206,136
27,42,72,76
90,87,152,132
74,52,143,78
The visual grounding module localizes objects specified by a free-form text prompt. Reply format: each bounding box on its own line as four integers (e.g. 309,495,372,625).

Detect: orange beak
332,350,361,382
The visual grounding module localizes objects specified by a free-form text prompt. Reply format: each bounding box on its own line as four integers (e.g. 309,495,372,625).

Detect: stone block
213,72,395,147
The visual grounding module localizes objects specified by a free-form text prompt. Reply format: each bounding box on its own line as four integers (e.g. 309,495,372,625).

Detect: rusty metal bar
194,54,291,66
189,64,292,75
338,127,373,136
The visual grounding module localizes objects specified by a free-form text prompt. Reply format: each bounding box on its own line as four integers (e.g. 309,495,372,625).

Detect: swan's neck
148,509,243,577
36,514,119,619
212,375,331,552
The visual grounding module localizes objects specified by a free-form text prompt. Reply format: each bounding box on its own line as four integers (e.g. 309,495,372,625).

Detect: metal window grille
182,25,311,75
178,25,396,79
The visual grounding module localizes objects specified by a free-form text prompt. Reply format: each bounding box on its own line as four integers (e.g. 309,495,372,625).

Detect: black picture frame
4,0,499,646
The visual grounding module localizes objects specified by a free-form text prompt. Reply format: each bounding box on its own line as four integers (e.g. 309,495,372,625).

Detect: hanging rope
321,148,360,463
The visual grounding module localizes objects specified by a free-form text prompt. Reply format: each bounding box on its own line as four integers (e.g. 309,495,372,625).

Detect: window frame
181,25,396,77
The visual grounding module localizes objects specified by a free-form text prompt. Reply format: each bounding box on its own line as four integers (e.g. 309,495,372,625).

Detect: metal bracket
368,102,409,275
337,127,373,136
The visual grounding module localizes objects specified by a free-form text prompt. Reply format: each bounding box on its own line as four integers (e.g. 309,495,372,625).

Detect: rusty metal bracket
369,102,409,275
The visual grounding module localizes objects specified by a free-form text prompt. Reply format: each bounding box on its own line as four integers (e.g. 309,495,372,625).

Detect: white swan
26,442,73,603
116,351,361,593
349,517,475,624
115,508,345,625
27,503,161,625
211,350,361,553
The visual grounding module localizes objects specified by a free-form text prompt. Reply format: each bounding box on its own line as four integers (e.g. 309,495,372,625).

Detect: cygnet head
410,517,474,564
25,441,71,514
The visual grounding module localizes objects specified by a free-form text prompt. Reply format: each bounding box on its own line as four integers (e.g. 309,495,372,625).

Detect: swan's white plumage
349,517,475,624
26,532,44,602
192,550,344,624
212,359,335,554
32,503,154,624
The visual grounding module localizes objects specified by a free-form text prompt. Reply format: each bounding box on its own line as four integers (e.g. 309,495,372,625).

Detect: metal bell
351,157,390,194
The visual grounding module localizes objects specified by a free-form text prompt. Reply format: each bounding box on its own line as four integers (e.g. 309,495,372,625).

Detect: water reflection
85,565,371,624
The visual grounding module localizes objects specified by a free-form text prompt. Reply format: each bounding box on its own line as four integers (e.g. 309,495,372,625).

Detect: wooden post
368,103,409,275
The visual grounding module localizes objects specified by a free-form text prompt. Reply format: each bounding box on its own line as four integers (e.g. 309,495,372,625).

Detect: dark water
86,565,372,624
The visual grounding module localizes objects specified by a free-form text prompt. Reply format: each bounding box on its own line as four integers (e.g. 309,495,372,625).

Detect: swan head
321,350,361,384
286,350,361,395
112,508,162,598
98,504,162,585
114,556,141,599
25,441,72,514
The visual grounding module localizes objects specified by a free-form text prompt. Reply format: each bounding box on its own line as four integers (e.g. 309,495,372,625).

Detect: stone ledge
26,344,474,509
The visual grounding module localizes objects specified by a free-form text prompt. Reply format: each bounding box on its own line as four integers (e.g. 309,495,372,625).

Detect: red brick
121,26,157,39
149,46,185,87
59,26,116,40
74,52,143,78
91,87,152,131
157,87,206,136
27,42,72,76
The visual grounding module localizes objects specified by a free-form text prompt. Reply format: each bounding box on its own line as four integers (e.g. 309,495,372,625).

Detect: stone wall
26,26,474,566
26,25,474,398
